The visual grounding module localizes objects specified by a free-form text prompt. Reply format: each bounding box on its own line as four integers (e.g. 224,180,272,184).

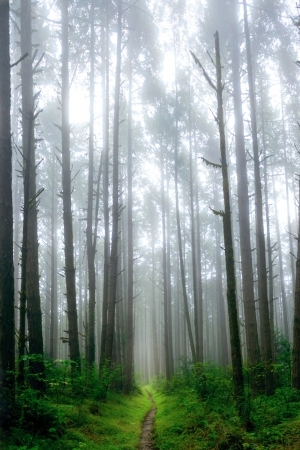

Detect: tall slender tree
0,0,15,427
191,31,245,417
61,0,81,370
20,0,45,391
243,0,274,395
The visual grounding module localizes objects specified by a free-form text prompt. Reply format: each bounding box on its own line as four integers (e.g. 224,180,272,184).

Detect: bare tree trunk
100,0,110,368
0,0,15,427
50,149,58,360
243,0,274,395
261,92,275,355
87,0,96,368
166,174,174,375
189,100,202,362
61,0,80,370
160,149,171,380
20,0,45,391
292,176,300,389
104,0,122,364
230,0,261,373
174,65,196,363
124,46,134,393
191,31,245,416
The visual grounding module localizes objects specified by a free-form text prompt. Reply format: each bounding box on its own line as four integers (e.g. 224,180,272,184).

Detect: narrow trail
139,391,156,450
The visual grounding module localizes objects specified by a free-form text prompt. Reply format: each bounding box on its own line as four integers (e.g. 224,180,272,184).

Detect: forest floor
3,374,300,449
139,391,156,449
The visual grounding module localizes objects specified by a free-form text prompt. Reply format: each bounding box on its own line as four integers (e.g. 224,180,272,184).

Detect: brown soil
139,391,156,450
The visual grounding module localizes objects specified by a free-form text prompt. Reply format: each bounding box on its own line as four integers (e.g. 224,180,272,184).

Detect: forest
1,0,300,448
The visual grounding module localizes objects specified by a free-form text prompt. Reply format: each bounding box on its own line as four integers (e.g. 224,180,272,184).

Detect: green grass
149,370,300,450
5,387,151,450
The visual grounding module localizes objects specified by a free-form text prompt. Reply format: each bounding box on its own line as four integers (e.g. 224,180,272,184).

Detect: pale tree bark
61,0,81,370
0,0,15,427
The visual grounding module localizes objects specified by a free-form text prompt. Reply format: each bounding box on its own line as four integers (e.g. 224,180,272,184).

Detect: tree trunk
20,0,45,391
61,0,81,370
50,149,58,360
230,0,261,373
104,0,122,364
87,0,96,368
215,30,244,415
160,149,171,380
124,47,134,393
100,0,110,368
0,0,15,427
174,63,196,363
292,176,300,389
243,0,274,395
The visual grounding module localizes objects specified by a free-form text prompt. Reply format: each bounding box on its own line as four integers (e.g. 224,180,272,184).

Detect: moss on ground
149,386,300,450
5,388,151,450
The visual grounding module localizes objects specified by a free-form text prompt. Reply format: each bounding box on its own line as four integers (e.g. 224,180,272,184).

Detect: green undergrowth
150,360,300,450
3,360,151,450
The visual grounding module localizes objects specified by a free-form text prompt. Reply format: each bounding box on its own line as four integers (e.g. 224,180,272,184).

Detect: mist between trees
1,0,300,425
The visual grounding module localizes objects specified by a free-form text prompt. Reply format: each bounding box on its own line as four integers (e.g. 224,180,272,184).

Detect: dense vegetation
2,0,300,446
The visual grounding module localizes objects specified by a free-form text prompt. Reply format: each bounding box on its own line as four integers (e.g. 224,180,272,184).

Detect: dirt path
139,391,156,450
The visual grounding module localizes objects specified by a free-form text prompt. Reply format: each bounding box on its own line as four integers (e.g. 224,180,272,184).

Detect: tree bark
243,0,274,395
87,0,96,368
0,0,15,427
124,45,134,393
100,0,110,368
230,0,261,372
61,0,81,370
104,0,122,365
292,176,300,389
20,0,45,391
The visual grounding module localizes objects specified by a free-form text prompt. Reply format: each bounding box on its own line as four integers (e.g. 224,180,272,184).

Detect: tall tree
104,0,122,365
124,35,134,393
243,0,274,395
87,0,96,368
61,0,81,369
230,0,261,374
191,31,245,417
20,0,45,391
0,0,15,427
100,0,110,368
292,174,300,389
